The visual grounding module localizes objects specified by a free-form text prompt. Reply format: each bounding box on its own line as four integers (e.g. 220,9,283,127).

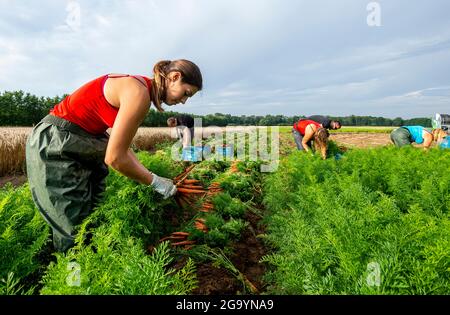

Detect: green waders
25,115,109,252
390,127,413,147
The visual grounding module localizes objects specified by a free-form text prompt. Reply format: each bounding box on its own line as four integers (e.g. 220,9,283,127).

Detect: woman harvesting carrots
292,118,329,159
390,126,447,150
25,59,203,252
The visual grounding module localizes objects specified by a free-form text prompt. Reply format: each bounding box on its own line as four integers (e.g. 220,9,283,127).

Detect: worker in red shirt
292,119,330,159
25,59,202,252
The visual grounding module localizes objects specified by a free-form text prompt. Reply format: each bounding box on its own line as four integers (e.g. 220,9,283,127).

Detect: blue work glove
151,174,177,199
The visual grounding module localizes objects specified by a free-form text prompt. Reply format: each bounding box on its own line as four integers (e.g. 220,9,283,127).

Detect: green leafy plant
40,151,195,295
0,184,51,294
212,193,247,218
262,146,450,294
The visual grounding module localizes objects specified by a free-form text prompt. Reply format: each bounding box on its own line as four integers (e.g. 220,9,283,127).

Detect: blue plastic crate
181,146,211,161
182,146,202,161
202,145,211,156
439,138,450,149
216,145,234,159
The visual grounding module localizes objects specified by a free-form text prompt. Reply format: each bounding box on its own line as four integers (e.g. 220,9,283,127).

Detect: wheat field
0,128,31,176
0,127,176,176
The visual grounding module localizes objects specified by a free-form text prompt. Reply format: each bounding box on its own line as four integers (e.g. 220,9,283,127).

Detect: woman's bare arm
104,80,154,185
422,131,433,149
181,126,192,148
302,124,317,152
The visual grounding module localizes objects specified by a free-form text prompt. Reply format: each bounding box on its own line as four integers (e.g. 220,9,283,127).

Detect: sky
0,0,449,118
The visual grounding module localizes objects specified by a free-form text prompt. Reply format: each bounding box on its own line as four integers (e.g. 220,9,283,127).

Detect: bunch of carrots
158,161,240,250
157,161,260,294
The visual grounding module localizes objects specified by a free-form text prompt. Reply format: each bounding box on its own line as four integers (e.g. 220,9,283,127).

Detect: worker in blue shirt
390,126,447,149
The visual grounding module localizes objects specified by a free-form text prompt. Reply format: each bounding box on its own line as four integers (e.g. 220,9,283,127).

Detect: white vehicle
432,113,450,134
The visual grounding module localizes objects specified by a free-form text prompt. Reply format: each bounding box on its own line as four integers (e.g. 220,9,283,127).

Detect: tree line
0,90,432,127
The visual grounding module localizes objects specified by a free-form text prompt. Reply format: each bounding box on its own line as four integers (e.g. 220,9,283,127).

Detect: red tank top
50,74,152,135
293,119,322,135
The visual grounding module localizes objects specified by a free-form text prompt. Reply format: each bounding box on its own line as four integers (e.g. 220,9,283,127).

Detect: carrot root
183,179,201,184
177,185,205,189
177,188,207,194
171,231,190,236
171,240,196,246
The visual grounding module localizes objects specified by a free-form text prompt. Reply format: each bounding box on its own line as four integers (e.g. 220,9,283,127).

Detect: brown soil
0,174,27,188
191,264,241,295
191,210,268,295
230,211,267,291
330,132,392,148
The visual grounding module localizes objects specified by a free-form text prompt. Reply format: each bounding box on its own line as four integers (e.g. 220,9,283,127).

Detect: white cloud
0,0,450,118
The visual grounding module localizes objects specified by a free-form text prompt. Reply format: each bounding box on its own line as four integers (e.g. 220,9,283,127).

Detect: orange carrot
173,165,196,181
183,179,201,184
243,276,259,294
177,188,207,194
177,185,204,189
171,231,190,236
181,194,198,204
195,223,208,231
179,195,193,204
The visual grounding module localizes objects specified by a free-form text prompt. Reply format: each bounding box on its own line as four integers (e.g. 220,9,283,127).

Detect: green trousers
25,115,109,252
390,127,412,147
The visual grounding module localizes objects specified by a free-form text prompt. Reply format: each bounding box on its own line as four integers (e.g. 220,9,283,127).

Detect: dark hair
314,128,329,159
175,114,195,128
152,59,203,112
167,117,177,127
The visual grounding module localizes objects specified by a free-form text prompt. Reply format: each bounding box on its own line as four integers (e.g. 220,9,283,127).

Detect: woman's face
164,72,199,106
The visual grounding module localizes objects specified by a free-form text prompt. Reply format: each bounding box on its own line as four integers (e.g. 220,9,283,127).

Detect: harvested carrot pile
158,161,241,249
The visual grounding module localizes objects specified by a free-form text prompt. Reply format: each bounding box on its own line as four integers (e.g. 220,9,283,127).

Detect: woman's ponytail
151,60,171,112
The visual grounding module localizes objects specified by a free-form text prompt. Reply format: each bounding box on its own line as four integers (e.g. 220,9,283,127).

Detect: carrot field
1,130,449,295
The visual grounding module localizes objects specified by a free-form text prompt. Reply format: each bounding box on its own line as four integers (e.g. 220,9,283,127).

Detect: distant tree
392,117,404,126
0,90,435,128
